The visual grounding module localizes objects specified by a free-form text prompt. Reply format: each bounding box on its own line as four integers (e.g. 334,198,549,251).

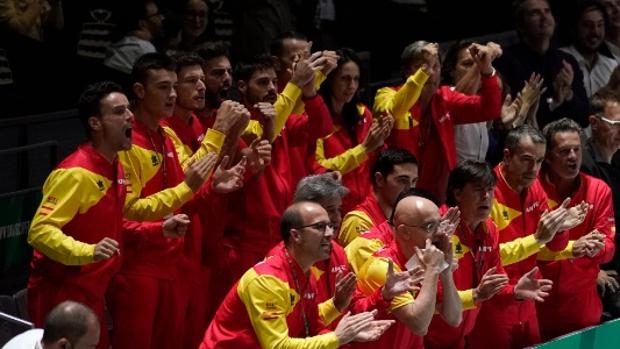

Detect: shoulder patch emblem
96,180,105,191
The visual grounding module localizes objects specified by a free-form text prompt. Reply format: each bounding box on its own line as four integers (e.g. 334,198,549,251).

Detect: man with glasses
200,201,395,348
534,118,615,340
582,89,620,319
426,161,554,349
468,125,590,349
352,190,462,349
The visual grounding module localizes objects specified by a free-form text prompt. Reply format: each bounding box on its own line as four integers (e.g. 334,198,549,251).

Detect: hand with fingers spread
212,156,247,194
597,270,620,297
184,152,218,192
241,138,272,174
352,318,396,342
473,267,509,303
415,239,446,274
501,93,526,129
441,207,461,228
334,271,357,311
514,266,553,302
94,237,120,262
162,214,191,238
572,230,606,258
381,260,424,300
363,114,392,152
559,200,591,231
335,310,394,344
534,198,575,244
552,60,574,106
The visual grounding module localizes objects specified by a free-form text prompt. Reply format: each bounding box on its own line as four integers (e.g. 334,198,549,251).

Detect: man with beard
536,118,614,339
581,89,620,317
195,41,233,125
561,1,618,97
220,54,333,295
468,125,590,349
374,41,503,203
107,53,236,349
200,202,395,349
27,81,197,349
495,0,589,128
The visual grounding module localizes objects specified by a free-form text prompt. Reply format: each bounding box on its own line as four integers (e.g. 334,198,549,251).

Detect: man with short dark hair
536,118,615,340
200,201,395,348
339,148,418,247
3,301,100,349
468,124,589,348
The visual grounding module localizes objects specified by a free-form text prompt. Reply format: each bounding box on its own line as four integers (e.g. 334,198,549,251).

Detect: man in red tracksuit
27,81,199,349
374,41,503,203
354,191,463,349
468,125,591,349
220,54,333,291
200,202,394,349
107,53,235,349
425,161,554,349
536,118,615,340
339,149,418,247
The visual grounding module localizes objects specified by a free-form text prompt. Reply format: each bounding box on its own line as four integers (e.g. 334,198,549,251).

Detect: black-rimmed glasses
295,221,335,234
401,220,441,234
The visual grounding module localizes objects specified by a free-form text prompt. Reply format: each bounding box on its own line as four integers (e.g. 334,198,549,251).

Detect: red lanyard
283,248,311,338
147,128,168,189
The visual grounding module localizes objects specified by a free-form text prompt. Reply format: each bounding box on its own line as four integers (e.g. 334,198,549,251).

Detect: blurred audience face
545,131,582,180
452,47,476,85
239,68,278,105
518,0,556,41
317,196,343,231
329,60,360,105
176,64,206,112
503,136,546,191
203,56,232,107
591,99,620,152
183,0,208,40
601,0,620,32
576,7,606,53
135,69,178,119
144,2,164,37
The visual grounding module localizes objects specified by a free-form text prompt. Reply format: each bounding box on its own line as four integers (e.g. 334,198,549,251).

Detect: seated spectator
3,301,99,349
496,0,589,128
178,0,208,51
561,1,618,97
103,0,163,86
600,0,620,61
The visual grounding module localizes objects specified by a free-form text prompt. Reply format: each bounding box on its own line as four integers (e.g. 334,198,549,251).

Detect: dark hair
41,301,98,345
280,203,306,243
234,55,277,83
195,41,230,62
293,174,349,203
78,81,125,137
400,40,431,77
116,0,153,36
371,149,418,186
389,187,439,224
319,48,363,142
172,52,204,73
446,160,496,206
504,124,546,152
571,1,608,42
542,118,582,151
441,40,474,85
512,0,552,31
590,87,620,115
270,31,308,58
131,52,176,84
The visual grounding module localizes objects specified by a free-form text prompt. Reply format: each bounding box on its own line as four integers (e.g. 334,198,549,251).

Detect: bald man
353,190,463,349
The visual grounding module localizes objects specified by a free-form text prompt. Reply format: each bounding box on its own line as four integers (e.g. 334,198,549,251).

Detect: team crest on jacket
151,154,159,166
97,180,105,191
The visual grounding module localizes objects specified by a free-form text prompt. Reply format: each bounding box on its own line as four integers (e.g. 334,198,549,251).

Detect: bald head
393,196,439,227
280,201,327,243
42,301,100,348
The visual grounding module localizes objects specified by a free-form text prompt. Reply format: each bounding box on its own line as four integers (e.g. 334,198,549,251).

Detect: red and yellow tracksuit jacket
345,220,394,275
373,68,429,155
339,192,387,247
536,171,616,340
309,104,376,214
426,218,514,349
468,164,568,349
200,245,341,349
223,87,332,282
353,239,423,349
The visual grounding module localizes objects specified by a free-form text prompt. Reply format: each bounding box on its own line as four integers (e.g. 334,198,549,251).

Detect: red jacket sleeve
446,74,502,125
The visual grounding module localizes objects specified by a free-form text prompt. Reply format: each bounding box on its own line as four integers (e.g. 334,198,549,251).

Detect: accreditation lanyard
147,128,168,189
284,248,311,338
